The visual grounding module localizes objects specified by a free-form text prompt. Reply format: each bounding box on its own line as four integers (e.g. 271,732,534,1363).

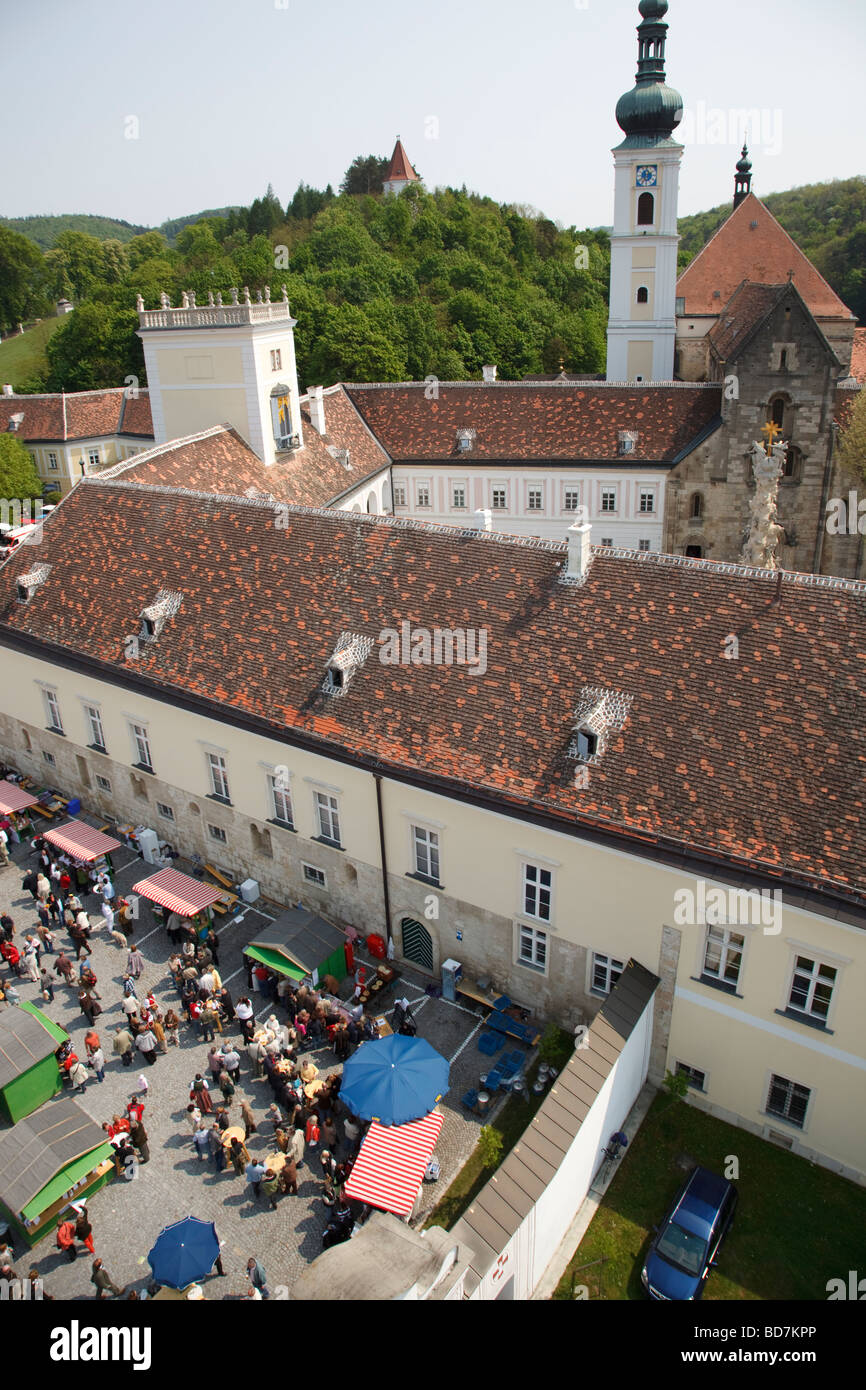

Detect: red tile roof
385,139,419,184
707,282,784,361
2,479,864,908
344,383,722,462
678,194,854,320
0,389,153,442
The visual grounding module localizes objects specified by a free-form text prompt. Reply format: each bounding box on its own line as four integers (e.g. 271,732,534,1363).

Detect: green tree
0,226,49,332
340,155,389,196
51,230,108,302
478,1125,503,1170
838,388,866,486
0,434,43,502
44,301,141,391
126,230,169,269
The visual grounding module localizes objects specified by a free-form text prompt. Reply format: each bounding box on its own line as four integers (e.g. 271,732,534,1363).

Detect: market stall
0,778,39,838
0,1097,115,1246
343,1111,445,1218
131,867,224,940
0,1001,68,1123
243,906,352,985
43,819,121,869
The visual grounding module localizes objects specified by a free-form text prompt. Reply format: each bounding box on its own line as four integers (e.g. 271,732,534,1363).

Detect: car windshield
656,1220,709,1276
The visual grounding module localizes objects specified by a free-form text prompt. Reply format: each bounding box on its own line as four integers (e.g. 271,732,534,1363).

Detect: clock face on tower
636,165,658,188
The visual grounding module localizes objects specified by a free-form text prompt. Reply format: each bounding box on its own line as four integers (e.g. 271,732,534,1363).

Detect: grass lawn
553,1092,866,1301
0,317,63,387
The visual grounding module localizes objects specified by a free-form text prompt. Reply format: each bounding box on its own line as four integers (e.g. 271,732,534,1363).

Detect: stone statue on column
741,434,787,569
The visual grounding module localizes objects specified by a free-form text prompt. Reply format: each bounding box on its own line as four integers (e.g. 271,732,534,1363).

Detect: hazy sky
4,0,864,230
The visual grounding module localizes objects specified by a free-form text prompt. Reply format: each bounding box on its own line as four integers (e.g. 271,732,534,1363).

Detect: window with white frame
156,802,175,821
84,704,105,751
523,862,552,922
564,487,581,512
130,722,153,771
639,489,655,514
95,774,111,793
701,924,744,988
48,451,59,471
207,823,227,844
303,863,326,888
207,752,230,801
88,449,100,468
43,689,63,734
787,955,836,1022
591,951,624,995
518,923,547,972
766,1073,810,1129
452,485,466,510
393,484,407,507
491,487,507,510
270,349,282,371
639,540,651,552
601,538,613,547
416,483,431,508
676,1062,706,1092
527,486,543,512
412,825,440,883
601,488,617,513
269,773,294,827
314,790,341,846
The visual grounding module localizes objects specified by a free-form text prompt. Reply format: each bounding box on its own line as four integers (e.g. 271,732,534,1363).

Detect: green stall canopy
244,907,351,984
244,945,305,981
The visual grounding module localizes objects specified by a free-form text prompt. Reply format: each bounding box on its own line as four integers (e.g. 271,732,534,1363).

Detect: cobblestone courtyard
0,823,525,1300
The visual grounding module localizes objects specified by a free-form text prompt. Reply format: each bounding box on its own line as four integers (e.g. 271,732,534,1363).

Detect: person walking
246,1257,269,1298
163,1007,180,1045
193,1125,210,1163
280,1154,299,1196
208,1123,226,1173
130,1118,150,1163
199,1002,218,1043
151,1014,167,1053
228,1136,249,1176
221,1045,241,1084
305,1113,320,1150
113,1025,134,1068
262,1168,280,1211
90,1259,126,1299
36,872,51,903
88,1046,106,1083
74,1207,95,1255
55,1219,78,1263
245,1158,265,1199
78,990,102,1027
248,1036,266,1080
135,1026,158,1066
190,1073,212,1113
126,946,144,979
39,966,55,1002
239,1098,257,1139
68,1059,89,1094
207,1046,223,1084
218,1071,235,1106
235,996,254,1042
53,951,76,986
289,1125,305,1169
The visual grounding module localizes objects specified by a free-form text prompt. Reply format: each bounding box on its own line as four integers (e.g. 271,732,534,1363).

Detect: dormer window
456,428,476,454
271,386,298,451
7,413,24,433
323,631,374,697
575,729,598,761
16,563,51,603
139,589,182,643
618,430,638,455
568,686,634,764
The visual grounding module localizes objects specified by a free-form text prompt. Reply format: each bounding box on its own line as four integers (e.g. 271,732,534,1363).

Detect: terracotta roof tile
707,282,784,361
385,140,419,184
344,383,722,462
0,388,153,442
2,480,864,907
678,194,854,320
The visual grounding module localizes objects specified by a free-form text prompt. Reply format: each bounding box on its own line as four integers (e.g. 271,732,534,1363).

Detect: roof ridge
345,380,722,391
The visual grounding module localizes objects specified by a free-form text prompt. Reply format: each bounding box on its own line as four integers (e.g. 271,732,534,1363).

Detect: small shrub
478,1125,503,1170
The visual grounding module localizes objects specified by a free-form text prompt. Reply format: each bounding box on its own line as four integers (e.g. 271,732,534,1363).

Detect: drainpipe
374,773,392,947
812,365,837,575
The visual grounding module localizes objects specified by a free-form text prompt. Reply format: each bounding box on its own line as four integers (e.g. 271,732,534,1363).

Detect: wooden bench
31,803,55,820
204,863,234,890
455,976,499,1010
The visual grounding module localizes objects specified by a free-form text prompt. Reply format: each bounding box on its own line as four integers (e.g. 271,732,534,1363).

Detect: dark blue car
641,1166,737,1300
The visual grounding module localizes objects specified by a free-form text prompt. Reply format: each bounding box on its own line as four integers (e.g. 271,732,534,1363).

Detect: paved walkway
0,825,521,1299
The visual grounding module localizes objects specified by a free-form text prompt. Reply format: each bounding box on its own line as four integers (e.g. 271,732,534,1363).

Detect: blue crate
492,995,511,1011
461,1089,479,1112
478,1030,504,1056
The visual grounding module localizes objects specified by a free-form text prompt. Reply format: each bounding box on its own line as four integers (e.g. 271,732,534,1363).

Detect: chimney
566,521,592,580
482,365,497,384
307,386,327,436
474,508,493,532
2,385,13,397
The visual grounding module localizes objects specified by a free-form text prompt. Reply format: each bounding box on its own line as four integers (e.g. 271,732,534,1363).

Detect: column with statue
741,422,788,570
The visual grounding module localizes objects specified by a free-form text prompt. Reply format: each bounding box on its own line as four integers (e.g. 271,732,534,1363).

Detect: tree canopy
0,434,43,502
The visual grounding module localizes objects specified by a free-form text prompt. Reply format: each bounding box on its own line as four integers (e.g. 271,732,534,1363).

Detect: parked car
641,1166,737,1300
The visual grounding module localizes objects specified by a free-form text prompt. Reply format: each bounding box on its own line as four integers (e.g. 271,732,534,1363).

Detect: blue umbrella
147,1217,220,1289
340,1033,449,1126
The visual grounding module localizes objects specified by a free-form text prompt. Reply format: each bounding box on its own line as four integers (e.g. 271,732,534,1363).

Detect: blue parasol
147,1216,220,1289
340,1033,449,1126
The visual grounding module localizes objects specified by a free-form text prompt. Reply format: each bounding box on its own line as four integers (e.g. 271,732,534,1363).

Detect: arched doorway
401,917,433,972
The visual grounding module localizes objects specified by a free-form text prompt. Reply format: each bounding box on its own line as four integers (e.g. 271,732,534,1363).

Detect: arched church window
637,192,654,226
690,492,704,520
636,286,649,304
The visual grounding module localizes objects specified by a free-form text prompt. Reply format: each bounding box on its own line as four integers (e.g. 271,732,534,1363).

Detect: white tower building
605,0,684,384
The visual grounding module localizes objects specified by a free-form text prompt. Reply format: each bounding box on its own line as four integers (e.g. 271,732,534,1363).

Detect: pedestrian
280,1155,299,1196
55,1219,78,1262
163,1007,180,1045
68,1059,89,1094
207,1045,223,1084
321,1115,338,1151
78,990,102,1027
0,825,8,866
90,1259,126,1299
305,1113,320,1149
190,1074,212,1113
36,872,51,902
214,1104,231,1132
235,996,254,1041
217,985,234,1021
290,1125,305,1168
87,1047,106,1083
151,1014,167,1053
245,1158,265,1199
121,992,138,1021
113,1025,134,1068
126,947,144,979
262,1168,280,1210
39,967,55,1002
135,1026,157,1065
221,1045,240,1083
186,1103,203,1132
208,1123,226,1173
246,1257,269,1298
22,945,40,984
229,1136,249,1175
0,913,13,941
193,1126,210,1162
248,1036,266,1079
22,870,38,901
130,1118,150,1163
239,1098,257,1139
75,1207,95,1255
53,951,76,985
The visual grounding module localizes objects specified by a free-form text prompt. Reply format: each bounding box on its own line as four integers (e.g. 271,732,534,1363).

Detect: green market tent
0,1001,68,1124
0,1097,115,1246
244,907,351,984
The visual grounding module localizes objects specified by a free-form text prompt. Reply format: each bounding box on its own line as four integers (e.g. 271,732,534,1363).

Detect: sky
3,0,864,231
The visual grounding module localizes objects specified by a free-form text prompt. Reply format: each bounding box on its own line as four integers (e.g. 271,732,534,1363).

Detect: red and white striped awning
343,1111,444,1218
0,780,39,815
132,868,223,918
43,820,122,863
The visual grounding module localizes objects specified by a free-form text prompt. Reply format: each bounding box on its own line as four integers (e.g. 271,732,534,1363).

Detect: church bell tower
605,0,684,383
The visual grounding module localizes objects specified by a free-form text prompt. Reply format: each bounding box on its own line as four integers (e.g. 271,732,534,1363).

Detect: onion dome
616,0,683,142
